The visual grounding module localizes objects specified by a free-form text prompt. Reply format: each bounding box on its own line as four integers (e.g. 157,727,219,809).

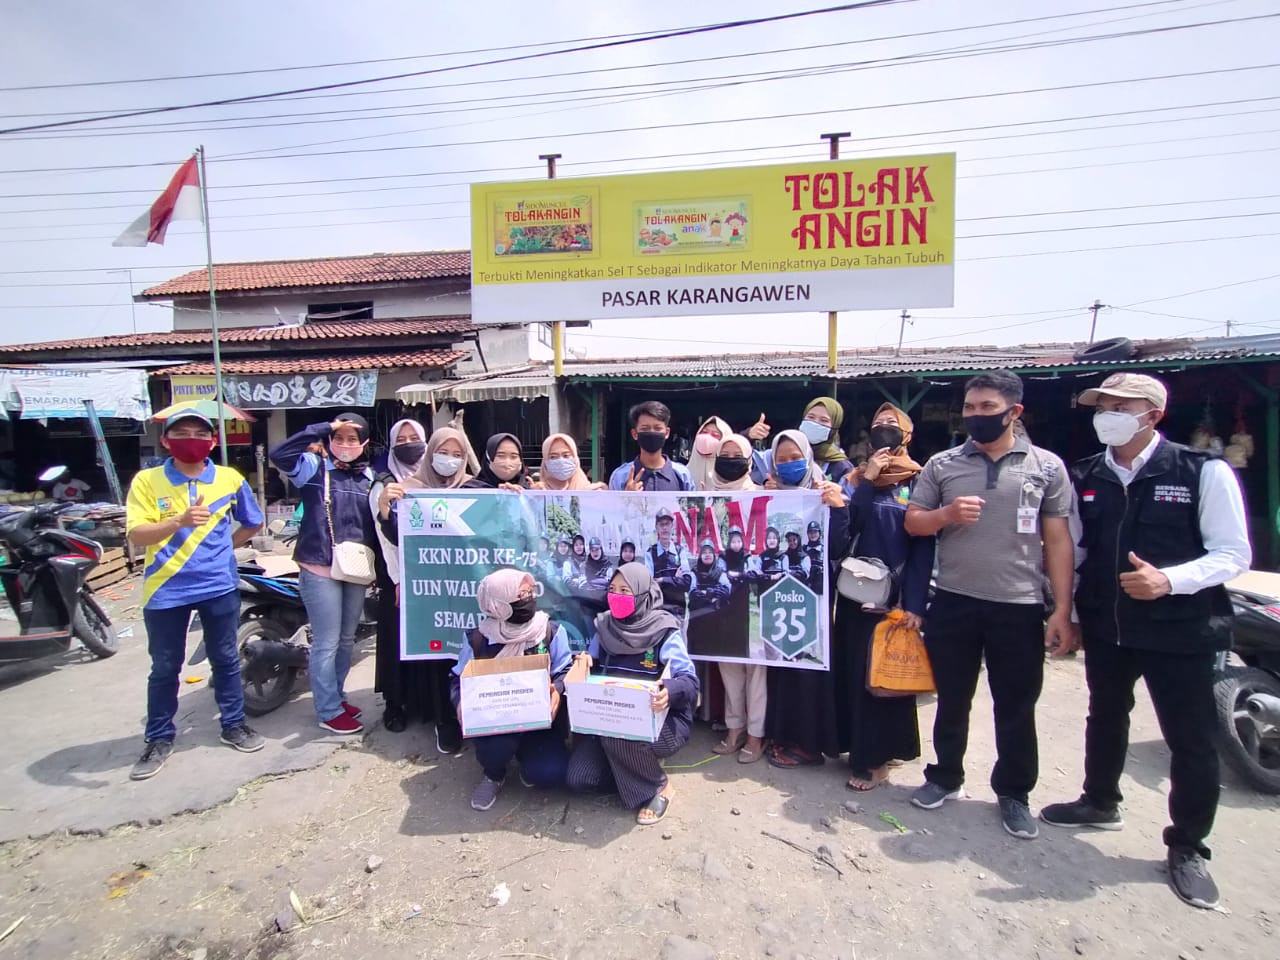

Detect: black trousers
923,590,1046,804
1080,637,1219,856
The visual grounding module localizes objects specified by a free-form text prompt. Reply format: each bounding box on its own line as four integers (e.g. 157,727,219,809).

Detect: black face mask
507,596,538,624
636,430,667,454
868,425,903,451
392,441,426,466
714,456,750,481
964,409,1012,445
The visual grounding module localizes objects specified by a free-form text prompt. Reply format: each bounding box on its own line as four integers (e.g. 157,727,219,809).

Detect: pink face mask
694,433,720,457
607,592,637,620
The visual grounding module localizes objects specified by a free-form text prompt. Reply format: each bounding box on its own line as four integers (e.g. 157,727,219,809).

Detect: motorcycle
1217,578,1280,794
0,466,116,662
191,559,377,716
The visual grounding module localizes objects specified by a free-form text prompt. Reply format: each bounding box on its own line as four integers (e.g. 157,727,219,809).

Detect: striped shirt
126,459,263,610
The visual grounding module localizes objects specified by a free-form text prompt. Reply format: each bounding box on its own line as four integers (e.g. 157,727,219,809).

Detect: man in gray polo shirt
904,369,1078,839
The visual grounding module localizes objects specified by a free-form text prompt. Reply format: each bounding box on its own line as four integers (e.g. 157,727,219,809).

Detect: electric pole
895,308,912,355
1087,299,1107,345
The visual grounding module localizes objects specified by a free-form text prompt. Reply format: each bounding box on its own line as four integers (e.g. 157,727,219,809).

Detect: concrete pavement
0,575,367,841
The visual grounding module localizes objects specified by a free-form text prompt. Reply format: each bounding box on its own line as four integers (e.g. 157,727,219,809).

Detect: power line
0,1,914,135
0,0,1194,100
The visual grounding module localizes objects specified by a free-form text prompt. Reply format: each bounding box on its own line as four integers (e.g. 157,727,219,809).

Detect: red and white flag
113,155,203,247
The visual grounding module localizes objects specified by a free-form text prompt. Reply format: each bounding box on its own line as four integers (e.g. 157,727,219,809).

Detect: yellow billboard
470,153,955,323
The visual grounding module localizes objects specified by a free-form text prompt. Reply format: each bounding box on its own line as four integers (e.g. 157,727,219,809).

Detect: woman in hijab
376,426,482,753
568,534,588,578
474,433,531,490
451,569,574,811
269,413,377,736
783,530,812,583
565,563,699,826
536,434,606,491
368,419,437,733
581,537,613,587
618,541,637,566
750,397,854,486
713,523,766,762
686,538,732,653
761,429,852,769
836,404,935,791
687,415,733,490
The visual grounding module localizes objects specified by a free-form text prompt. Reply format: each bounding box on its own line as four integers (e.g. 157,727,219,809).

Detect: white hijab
387,418,428,483
688,416,733,491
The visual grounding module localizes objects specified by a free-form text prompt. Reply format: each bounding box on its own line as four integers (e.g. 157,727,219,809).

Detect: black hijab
475,432,529,488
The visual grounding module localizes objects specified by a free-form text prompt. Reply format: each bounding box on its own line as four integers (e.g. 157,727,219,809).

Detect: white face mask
798,419,830,445
1093,410,1149,447
544,457,577,481
432,453,462,477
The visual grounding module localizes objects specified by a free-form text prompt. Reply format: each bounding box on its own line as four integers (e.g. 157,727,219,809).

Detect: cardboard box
565,657,670,743
459,653,552,738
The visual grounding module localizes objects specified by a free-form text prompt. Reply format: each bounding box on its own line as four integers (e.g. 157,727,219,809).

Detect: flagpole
195,145,229,466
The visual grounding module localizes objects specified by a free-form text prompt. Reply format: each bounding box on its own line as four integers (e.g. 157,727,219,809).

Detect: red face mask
167,437,215,464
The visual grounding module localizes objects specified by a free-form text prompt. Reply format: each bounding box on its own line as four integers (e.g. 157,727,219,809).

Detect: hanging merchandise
1226,395,1254,469
1189,399,1225,455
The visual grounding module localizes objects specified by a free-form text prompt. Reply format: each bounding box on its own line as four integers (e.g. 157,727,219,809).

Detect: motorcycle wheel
238,617,298,716
73,593,119,658
1214,665,1280,794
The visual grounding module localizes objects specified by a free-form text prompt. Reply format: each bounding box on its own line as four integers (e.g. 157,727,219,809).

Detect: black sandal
637,793,671,825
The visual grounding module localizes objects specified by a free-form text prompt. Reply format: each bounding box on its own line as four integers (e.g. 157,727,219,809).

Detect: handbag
867,611,935,697
323,467,376,586
836,554,894,607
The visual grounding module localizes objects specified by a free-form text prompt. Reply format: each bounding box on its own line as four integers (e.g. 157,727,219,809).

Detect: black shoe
998,796,1039,839
382,706,408,733
1168,846,1219,909
1040,795,1124,831
130,740,173,781
435,722,462,755
219,723,265,753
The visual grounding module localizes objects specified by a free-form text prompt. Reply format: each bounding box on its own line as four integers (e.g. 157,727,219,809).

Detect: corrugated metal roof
397,366,553,404
561,334,1280,381
140,250,471,297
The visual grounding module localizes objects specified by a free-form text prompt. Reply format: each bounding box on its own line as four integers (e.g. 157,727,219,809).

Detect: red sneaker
342,701,362,720
319,712,363,735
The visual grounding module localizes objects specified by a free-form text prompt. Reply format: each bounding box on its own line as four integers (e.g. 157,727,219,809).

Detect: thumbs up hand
1118,550,1171,600
747,413,771,442
179,494,211,528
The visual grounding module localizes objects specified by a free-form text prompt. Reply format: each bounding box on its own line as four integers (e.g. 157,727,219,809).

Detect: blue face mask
776,459,810,486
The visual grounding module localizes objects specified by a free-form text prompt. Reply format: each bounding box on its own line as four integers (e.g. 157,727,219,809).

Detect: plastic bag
867,609,935,697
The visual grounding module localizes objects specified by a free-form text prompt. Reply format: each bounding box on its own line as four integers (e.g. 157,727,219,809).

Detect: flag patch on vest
1082,490,1096,502
1152,483,1193,504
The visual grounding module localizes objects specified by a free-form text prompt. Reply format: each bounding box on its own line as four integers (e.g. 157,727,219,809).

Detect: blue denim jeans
298,568,366,722
142,588,244,742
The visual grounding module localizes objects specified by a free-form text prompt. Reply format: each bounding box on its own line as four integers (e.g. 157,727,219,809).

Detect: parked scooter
188,558,378,715
1217,582,1280,793
0,466,116,662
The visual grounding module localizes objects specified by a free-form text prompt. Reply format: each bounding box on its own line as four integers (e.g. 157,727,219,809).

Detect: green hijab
804,396,847,465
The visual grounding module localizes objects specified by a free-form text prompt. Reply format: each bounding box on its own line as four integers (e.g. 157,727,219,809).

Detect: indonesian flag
113,155,203,247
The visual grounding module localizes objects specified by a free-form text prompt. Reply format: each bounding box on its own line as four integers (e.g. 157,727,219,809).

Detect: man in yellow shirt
125,409,265,780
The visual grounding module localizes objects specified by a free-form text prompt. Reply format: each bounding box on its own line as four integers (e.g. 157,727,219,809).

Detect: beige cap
1077,372,1168,409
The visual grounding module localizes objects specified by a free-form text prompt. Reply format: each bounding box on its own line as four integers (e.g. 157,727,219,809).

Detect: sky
1,0,1278,358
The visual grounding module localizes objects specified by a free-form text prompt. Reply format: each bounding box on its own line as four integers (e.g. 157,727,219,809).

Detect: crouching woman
565,563,698,826
451,569,573,812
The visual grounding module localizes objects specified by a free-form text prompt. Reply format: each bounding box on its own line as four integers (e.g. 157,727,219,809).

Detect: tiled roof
140,250,471,296
157,349,467,376
0,317,475,354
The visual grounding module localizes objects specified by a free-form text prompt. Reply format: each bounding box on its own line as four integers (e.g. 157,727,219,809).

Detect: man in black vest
1040,373,1251,910
646,508,692,618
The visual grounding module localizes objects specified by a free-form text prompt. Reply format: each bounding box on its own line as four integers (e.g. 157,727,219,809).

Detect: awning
397,367,554,405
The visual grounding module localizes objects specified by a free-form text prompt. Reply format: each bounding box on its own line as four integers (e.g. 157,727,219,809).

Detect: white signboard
459,653,552,737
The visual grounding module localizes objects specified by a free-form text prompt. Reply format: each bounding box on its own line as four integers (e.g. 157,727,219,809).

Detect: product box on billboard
565,657,670,743
458,653,552,738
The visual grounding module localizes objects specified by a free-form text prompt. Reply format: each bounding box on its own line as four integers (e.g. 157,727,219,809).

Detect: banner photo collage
398,489,831,671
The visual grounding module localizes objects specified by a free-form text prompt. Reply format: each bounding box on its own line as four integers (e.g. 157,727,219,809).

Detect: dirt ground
1,584,1278,960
